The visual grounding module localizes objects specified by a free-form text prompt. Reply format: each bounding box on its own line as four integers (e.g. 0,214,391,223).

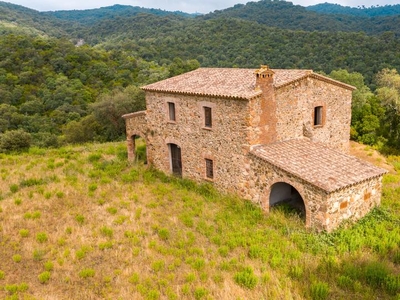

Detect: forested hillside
307,3,400,17
43,4,196,25
0,33,199,148
1,0,400,150
202,0,400,36
0,2,72,37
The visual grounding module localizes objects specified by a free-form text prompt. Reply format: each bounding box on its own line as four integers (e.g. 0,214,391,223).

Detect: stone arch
266,180,310,227
127,133,147,163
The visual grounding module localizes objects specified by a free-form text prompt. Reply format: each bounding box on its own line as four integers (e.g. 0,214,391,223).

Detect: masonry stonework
123,66,387,232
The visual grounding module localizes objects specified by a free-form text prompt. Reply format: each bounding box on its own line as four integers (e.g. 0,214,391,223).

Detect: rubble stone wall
275,77,352,152
123,111,147,162
144,91,250,195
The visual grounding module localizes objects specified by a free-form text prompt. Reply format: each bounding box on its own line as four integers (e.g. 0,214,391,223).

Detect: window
168,102,176,121
314,106,323,126
205,158,213,179
204,107,212,128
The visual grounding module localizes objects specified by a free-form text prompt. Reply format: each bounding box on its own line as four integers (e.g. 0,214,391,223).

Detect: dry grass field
0,142,399,299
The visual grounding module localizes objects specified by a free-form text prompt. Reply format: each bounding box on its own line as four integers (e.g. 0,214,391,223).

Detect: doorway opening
269,182,305,220
168,143,182,176
131,135,147,163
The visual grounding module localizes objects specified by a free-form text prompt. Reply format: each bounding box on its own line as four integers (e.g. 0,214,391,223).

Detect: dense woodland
1,0,400,151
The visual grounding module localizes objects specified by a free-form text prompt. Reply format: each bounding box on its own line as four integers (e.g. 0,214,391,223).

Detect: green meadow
0,142,399,299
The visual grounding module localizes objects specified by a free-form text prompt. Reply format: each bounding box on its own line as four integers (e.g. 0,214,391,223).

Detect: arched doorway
168,143,182,176
129,135,147,163
269,182,305,219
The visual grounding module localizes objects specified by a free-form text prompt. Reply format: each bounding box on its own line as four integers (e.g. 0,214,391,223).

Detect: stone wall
123,111,147,162
274,76,352,152
247,152,383,232
144,91,250,195
324,177,383,232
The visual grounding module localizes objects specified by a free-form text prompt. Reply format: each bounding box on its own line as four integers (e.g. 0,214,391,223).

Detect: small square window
314,106,323,126
204,107,212,128
205,158,213,179
168,102,176,121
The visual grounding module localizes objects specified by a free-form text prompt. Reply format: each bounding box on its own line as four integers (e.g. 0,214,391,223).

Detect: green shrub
44,261,54,272
234,267,258,289
128,272,140,284
99,241,113,250
384,275,400,295
0,270,4,280
194,287,208,299
79,268,95,278
310,281,330,300
75,214,85,225
36,232,48,243
12,254,22,263
9,184,19,193
0,129,31,152
19,229,29,238
31,132,59,148
38,271,51,284
364,261,390,288
157,228,170,240
100,226,113,238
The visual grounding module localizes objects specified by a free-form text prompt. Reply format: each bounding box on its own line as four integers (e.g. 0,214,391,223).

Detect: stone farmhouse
123,65,386,232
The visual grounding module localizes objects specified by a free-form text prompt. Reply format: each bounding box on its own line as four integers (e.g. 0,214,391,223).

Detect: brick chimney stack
251,65,277,144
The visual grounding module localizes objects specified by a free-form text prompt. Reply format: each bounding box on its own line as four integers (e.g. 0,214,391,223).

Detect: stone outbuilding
123,65,386,232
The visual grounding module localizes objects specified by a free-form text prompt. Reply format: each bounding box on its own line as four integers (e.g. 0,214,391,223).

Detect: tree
329,69,383,145
376,68,400,147
0,129,31,152
62,115,102,144
90,85,145,141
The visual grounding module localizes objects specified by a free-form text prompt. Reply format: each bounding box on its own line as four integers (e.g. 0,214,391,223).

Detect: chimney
250,65,277,145
255,65,274,91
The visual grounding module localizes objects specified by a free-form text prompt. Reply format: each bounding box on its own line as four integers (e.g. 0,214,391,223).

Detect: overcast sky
4,0,400,14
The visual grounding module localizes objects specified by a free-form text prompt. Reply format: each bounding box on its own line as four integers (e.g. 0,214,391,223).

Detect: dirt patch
349,141,395,173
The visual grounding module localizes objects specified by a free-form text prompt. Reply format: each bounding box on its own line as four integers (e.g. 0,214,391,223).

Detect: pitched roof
250,139,386,193
142,67,355,100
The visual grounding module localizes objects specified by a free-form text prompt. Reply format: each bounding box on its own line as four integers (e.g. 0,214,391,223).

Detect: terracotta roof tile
250,139,387,192
142,67,354,99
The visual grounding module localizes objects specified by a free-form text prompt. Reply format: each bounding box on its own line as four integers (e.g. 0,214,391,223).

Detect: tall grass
0,142,398,299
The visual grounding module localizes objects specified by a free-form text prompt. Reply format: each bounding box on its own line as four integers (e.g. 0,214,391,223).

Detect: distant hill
43,4,196,25
307,3,400,17
201,0,400,36
0,1,72,36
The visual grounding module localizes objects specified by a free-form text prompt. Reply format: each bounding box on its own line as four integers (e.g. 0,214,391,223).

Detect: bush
31,132,59,148
0,129,31,152
234,267,258,289
38,271,51,284
310,281,330,300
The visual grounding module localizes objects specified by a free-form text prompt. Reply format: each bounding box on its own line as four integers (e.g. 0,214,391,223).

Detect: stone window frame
165,137,183,176
202,152,215,181
165,99,178,124
312,102,326,128
198,101,216,130
205,158,214,180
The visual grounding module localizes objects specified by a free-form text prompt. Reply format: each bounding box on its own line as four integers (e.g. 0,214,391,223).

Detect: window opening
205,158,213,179
168,102,176,121
204,107,212,128
314,106,323,126
169,143,182,177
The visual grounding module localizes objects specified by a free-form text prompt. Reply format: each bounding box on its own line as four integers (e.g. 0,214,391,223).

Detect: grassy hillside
0,142,399,299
